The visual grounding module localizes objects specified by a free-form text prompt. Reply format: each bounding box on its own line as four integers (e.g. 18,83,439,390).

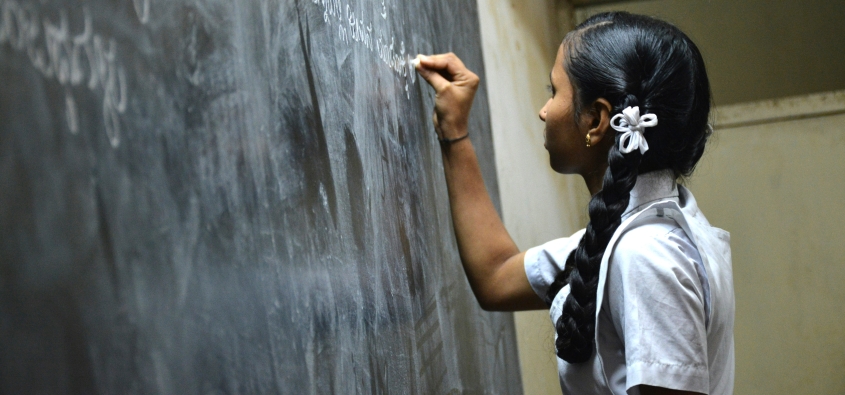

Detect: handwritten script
312,0,416,99
0,1,129,148
0,0,420,149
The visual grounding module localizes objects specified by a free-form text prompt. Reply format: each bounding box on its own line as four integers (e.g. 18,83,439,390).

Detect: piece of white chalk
410,57,421,68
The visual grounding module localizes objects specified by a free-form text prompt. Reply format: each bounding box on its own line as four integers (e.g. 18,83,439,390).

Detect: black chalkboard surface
0,0,521,393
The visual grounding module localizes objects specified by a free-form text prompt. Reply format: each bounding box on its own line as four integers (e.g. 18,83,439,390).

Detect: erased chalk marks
295,10,339,224
343,126,368,255
173,196,200,309
0,1,129,147
65,89,79,133
414,297,448,393
132,0,150,24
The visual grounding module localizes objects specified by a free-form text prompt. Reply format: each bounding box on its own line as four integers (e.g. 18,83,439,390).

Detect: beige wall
574,0,845,106
697,91,845,394
476,1,587,394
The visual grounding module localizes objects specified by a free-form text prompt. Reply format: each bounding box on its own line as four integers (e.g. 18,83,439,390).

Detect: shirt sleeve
523,229,586,303
606,221,709,394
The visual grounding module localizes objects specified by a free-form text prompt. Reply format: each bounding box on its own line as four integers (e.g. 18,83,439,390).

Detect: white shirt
524,171,735,395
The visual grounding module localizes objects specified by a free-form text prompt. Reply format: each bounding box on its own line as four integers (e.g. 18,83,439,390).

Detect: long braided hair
545,12,713,363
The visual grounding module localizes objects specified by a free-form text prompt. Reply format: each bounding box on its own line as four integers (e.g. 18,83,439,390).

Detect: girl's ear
585,98,613,147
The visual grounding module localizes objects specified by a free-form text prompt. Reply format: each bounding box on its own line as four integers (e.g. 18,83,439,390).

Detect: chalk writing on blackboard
0,1,128,147
310,0,416,98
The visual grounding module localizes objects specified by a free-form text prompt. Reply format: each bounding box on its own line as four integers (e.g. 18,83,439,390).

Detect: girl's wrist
438,132,469,148
437,123,468,139
439,133,473,162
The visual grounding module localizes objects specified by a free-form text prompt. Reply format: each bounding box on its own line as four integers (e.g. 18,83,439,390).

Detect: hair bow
609,106,657,155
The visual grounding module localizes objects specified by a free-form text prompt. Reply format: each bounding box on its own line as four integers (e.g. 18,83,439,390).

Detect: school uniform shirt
524,171,735,395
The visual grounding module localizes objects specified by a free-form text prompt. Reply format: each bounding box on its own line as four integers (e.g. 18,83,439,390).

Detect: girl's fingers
416,61,451,92
414,52,479,137
418,53,466,76
415,53,479,97
416,53,472,85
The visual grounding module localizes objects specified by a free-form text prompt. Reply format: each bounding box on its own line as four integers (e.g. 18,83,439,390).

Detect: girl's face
539,45,610,181
539,45,585,174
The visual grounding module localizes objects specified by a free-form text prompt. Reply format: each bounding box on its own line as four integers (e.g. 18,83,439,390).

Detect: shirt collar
621,170,679,220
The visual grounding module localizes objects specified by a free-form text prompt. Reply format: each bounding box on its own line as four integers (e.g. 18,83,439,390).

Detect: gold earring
585,134,591,147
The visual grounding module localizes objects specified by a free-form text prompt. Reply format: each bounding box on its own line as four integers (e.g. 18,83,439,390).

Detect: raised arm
415,53,546,311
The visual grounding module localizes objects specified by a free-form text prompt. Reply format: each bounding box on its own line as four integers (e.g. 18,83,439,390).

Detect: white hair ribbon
610,106,657,155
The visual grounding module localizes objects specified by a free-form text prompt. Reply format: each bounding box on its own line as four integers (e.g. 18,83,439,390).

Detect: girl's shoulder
610,214,702,279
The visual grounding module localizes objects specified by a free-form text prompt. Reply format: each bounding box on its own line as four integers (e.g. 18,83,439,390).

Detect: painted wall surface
476,0,588,394
696,93,845,394
576,0,845,106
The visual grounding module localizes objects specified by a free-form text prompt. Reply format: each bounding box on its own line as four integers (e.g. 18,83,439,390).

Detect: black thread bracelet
438,133,469,148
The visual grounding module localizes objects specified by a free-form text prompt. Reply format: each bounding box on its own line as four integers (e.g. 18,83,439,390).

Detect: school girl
414,12,735,395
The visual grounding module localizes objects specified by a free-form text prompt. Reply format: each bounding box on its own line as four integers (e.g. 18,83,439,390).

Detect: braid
552,96,644,363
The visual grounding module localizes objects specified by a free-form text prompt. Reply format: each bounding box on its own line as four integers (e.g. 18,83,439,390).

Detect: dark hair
545,12,712,363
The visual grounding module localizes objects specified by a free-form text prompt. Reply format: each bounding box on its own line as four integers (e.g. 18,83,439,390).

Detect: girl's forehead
551,58,567,83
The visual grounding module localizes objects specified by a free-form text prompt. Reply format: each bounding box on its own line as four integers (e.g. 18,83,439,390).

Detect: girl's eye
546,84,555,96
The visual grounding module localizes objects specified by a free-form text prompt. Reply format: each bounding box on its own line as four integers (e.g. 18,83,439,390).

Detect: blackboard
0,0,520,393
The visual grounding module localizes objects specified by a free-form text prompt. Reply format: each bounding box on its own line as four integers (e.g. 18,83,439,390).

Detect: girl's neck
583,163,608,196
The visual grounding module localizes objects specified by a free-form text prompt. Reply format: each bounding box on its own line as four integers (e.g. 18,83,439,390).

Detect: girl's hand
415,53,479,140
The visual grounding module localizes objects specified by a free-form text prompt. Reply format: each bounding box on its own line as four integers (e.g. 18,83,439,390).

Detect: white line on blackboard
132,0,150,25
